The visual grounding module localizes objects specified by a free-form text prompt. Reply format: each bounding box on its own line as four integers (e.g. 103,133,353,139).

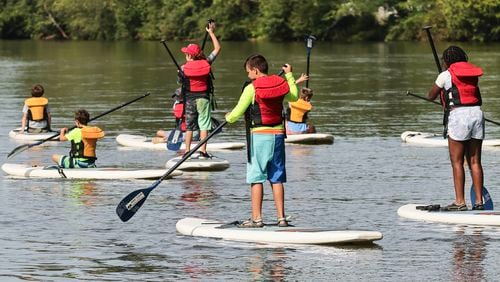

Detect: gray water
1,40,500,281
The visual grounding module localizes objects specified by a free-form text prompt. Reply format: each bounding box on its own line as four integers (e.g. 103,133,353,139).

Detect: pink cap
181,44,201,56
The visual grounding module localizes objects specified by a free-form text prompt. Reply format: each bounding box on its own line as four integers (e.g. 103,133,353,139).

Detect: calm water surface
1,40,499,281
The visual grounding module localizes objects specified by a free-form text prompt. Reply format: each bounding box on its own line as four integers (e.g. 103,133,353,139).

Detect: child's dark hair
300,87,313,100
244,54,268,74
31,84,44,97
442,46,468,66
75,109,90,125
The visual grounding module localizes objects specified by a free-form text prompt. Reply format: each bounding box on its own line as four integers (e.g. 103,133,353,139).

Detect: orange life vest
25,97,48,121
70,126,105,160
288,99,312,123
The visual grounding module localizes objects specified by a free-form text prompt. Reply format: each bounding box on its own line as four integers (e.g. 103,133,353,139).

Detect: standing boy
225,55,298,227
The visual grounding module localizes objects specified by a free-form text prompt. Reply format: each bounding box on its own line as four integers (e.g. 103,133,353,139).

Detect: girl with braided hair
428,46,485,211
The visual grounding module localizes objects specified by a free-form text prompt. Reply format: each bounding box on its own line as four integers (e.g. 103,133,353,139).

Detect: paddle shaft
305,35,315,88
48,92,151,142
7,92,151,159
200,19,214,51
423,26,442,73
160,40,184,75
407,91,500,126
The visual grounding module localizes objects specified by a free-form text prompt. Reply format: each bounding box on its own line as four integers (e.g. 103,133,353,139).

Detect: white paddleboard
401,131,500,147
398,204,500,226
285,133,334,145
8,128,58,141
1,163,182,180
165,156,229,171
176,217,383,245
116,134,245,151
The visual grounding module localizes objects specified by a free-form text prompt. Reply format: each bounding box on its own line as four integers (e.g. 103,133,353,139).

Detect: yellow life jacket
70,126,105,159
289,99,312,123
25,97,48,121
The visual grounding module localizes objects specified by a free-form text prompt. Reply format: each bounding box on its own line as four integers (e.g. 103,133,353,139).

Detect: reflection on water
248,248,287,281
452,228,487,282
179,174,219,206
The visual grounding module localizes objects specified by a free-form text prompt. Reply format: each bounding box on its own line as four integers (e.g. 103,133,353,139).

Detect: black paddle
116,120,227,222
423,26,442,73
305,35,316,88
161,40,185,151
7,92,151,159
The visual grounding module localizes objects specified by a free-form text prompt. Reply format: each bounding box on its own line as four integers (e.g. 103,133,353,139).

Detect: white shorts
447,106,484,141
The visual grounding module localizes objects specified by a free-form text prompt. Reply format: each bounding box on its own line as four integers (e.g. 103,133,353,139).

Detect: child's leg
184,130,193,152
196,98,211,153
156,129,166,138
250,183,264,220
466,139,483,204
448,138,466,205
51,154,61,164
271,183,285,219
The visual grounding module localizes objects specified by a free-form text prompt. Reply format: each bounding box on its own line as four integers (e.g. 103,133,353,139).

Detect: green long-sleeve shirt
225,72,299,131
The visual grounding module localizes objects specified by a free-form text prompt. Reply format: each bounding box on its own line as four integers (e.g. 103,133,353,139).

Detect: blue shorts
247,133,286,184
286,120,309,134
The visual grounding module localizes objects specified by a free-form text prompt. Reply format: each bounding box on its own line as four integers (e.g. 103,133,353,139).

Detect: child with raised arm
180,21,220,159
21,84,52,133
51,109,105,168
225,55,298,227
427,46,485,211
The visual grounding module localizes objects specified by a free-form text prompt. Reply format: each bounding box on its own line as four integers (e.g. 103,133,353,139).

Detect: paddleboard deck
176,218,382,245
285,133,334,145
1,163,182,180
116,134,245,151
165,156,229,171
8,128,58,142
398,204,500,226
401,131,500,147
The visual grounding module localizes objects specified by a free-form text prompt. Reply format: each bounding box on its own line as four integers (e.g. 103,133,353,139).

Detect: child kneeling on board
51,109,104,168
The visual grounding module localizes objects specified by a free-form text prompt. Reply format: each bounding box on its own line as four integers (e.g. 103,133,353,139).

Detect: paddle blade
7,143,35,159
470,185,493,210
167,129,183,151
116,187,153,222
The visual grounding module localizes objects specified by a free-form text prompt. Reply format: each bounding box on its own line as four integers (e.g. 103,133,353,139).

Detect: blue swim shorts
247,133,286,184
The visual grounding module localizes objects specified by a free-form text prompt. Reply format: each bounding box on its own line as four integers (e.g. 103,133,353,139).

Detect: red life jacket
182,60,211,93
172,102,186,131
249,75,290,127
441,62,483,108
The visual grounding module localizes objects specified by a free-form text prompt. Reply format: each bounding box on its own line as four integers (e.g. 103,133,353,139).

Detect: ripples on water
0,40,499,281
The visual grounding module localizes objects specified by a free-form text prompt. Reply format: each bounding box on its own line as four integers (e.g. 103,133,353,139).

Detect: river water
0,40,499,281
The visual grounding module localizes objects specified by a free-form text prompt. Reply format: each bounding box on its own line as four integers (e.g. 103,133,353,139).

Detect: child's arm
21,113,28,132
295,73,309,85
205,22,221,56
207,22,221,57
59,128,69,141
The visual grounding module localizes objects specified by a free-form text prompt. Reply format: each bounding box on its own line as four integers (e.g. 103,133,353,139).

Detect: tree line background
1,0,498,42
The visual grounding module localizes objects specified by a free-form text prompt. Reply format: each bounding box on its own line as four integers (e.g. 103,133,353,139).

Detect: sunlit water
1,40,499,281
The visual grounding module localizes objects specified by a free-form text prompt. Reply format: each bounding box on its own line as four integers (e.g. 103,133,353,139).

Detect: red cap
181,44,201,56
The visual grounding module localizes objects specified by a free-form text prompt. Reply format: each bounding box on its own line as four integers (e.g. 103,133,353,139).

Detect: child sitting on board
20,84,52,133
51,109,105,168
286,85,316,135
153,88,200,144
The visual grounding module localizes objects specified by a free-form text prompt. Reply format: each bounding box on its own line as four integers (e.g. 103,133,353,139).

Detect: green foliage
0,0,498,41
